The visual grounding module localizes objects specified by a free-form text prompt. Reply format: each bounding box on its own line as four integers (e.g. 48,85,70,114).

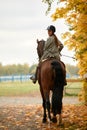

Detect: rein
61,54,76,60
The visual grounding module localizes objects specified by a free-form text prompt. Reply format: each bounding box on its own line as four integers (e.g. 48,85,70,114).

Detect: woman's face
48,30,53,36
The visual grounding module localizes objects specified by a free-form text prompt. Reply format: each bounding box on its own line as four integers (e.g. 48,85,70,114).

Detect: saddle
40,57,65,69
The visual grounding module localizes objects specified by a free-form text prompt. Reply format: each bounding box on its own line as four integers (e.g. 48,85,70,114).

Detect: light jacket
41,35,63,61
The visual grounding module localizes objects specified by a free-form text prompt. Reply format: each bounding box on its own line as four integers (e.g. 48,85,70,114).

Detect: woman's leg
30,66,39,84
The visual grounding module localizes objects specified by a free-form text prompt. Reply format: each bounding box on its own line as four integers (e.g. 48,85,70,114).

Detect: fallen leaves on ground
0,105,87,130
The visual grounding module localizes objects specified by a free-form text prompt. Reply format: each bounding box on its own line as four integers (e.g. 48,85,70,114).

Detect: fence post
20,75,22,83
64,86,67,95
12,75,14,82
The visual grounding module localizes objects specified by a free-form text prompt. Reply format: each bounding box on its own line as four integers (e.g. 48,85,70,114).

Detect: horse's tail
51,61,64,115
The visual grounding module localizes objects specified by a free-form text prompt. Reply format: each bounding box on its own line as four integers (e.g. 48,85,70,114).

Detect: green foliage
0,63,30,76
29,64,37,74
0,63,79,76
42,0,55,14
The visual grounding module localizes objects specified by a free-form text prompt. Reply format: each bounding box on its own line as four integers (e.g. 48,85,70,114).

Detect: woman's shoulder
47,35,55,42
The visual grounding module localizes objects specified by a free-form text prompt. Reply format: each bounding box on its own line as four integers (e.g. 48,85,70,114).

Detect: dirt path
0,96,80,107
0,104,86,130
0,96,86,130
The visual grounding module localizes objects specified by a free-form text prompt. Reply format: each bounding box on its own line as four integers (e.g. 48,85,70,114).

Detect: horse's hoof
51,117,57,123
42,118,47,123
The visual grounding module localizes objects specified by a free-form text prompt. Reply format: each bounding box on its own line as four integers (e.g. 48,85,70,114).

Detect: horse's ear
37,39,39,44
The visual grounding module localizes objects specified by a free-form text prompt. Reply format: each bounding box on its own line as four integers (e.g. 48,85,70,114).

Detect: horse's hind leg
59,114,62,125
40,87,47,123
42,99,47,123
52,114,57,123
45,93,51,121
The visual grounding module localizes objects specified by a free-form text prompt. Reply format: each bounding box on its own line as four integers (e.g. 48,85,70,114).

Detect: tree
29,64,37,74
42,0,87,103
16,64,29,75
0,63,3,76
0,63,30,76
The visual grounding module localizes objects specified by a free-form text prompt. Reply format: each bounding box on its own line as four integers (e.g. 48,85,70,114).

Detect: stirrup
64,80,67,86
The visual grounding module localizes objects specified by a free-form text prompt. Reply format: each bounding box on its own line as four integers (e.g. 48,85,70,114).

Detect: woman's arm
58,40,64,51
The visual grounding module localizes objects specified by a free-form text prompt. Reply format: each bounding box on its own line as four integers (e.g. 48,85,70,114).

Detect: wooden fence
0,75,32,82
0,76,82,96
64,79,82,96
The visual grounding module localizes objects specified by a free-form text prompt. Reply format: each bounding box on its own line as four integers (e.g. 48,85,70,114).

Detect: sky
0,0,76,66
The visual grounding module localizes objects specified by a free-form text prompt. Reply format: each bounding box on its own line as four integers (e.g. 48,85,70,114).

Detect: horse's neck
37,40,45,60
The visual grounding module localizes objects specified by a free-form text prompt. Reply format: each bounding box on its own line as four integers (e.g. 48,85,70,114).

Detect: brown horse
36,39,65,125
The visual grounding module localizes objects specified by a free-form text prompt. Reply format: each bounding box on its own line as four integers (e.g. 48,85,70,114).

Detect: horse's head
37,39,45,60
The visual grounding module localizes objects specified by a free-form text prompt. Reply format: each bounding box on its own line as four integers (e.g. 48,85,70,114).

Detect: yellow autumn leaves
0,105,87,129
51,0,87,103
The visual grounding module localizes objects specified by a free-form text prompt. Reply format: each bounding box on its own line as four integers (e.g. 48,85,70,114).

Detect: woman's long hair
53,34,60,47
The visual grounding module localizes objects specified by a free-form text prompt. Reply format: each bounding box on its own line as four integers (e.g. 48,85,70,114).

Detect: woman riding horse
31,25,67,124
31,25,67,85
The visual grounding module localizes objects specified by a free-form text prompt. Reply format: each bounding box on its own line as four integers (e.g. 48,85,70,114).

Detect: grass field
0,81,82,96
0,81,39,96
65,82,82,96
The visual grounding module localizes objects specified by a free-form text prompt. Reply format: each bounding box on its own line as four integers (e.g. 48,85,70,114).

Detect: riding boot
30,66,38,84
